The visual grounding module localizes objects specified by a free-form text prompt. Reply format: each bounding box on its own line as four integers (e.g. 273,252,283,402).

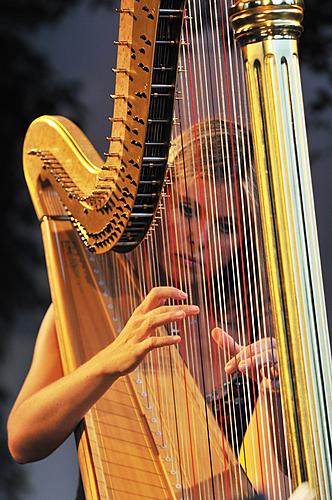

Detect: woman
8,117,284,498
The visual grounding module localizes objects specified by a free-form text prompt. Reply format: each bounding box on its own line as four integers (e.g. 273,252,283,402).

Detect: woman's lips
176,253,197,266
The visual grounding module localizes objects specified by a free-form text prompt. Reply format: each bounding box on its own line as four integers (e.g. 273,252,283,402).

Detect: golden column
230,1,332,497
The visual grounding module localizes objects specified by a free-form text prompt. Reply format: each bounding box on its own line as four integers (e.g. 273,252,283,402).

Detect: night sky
2,2,332,499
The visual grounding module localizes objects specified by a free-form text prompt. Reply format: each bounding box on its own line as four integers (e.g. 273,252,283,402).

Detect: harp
23,0,332,498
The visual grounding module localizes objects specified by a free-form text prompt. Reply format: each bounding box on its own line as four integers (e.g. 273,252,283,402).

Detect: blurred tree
1,1,114,498
301,0,332,128
301,0,332,75
1,0,115,321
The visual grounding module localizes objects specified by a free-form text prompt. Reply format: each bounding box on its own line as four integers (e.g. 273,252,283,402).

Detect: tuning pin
106,136,123,143
27,148,41,156
112,67,133,81
110,94,128,100
114,40,132,47
109,117,125,123
104,152,121,159
115,8,137,21
112,67,129,75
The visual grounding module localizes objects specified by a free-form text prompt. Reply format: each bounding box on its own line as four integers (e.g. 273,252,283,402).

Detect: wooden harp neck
23,1,185,254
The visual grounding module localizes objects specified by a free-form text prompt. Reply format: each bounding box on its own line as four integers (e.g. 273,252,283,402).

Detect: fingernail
176,310,186,318
178,291,188,298
211,329,220,341
225,362,232,373
189,305,200,313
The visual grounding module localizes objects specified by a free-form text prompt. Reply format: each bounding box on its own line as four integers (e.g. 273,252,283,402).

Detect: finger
260,358,279,377
151,304,200,317
270,364,279,378
224,337,278,376
140,334,181,354
224,344,262,375
232,337,277,367
143,305,200,332
238,348,278,373
139,287,188,313
224,357,239,375
211,328,241,356
262,377,281,393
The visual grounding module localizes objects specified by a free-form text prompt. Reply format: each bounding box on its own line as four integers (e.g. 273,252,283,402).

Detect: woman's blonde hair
168,117,254,186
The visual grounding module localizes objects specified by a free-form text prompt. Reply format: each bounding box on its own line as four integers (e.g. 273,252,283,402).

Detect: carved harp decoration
23,0,332,499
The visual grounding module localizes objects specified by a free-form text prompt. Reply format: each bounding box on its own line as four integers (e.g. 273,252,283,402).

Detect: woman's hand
211,328,279,391
7,288,200,463
102,286,200,378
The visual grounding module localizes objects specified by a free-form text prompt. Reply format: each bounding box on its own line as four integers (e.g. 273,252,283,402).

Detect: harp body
40,215,250,498
23,0,332,499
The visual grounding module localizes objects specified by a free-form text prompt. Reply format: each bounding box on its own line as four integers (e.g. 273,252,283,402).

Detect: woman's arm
7,287,199,464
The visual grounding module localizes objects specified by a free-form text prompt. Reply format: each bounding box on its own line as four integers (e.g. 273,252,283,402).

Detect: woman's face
163,174,240,290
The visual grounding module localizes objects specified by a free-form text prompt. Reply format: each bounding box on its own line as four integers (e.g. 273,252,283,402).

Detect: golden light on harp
22,0,332,499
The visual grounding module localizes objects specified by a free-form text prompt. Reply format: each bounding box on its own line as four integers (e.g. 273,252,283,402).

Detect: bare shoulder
11,304,64,412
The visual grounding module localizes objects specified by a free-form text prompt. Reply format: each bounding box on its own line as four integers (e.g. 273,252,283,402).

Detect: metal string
87,0,298,496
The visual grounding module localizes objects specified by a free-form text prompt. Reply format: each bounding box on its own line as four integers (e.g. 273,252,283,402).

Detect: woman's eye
219,218,233,234
179,202,193,218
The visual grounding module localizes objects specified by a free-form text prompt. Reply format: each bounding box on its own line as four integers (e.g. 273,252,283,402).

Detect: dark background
1,1,331,498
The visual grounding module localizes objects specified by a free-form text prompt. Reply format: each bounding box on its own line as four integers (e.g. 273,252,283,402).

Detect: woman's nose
187,222,208,252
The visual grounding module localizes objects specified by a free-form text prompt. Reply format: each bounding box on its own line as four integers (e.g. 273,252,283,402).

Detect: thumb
211,327,241,356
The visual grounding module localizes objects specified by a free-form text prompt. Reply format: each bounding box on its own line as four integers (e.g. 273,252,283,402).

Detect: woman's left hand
211,328,279,390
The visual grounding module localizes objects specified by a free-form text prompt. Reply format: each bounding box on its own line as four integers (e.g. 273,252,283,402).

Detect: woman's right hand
101,286,200,378
7,288,200,463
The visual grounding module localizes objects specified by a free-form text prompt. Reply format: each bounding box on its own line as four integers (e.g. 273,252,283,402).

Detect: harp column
230,0,332,497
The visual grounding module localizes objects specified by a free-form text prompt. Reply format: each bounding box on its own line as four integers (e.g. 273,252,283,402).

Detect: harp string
143,221,187,482
148,233,168,449
171,134,216,499
142,238,165,445
185,0,290,495
88,251,114,499
143,239,166,445
162,171,203,495
177,4,238,495
184,0,217,406
136,244,155,417
167,164,200,497
218,0,277,492
149,230,178,456
193,12,245,464
218,9,265,491
166,179,201,496
204,4,249,472
199,1,247,470
151,223,187,484
185,0,245,482
143,180,200,492
181,15,222,498
178,2,243,496
85,0,297,496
